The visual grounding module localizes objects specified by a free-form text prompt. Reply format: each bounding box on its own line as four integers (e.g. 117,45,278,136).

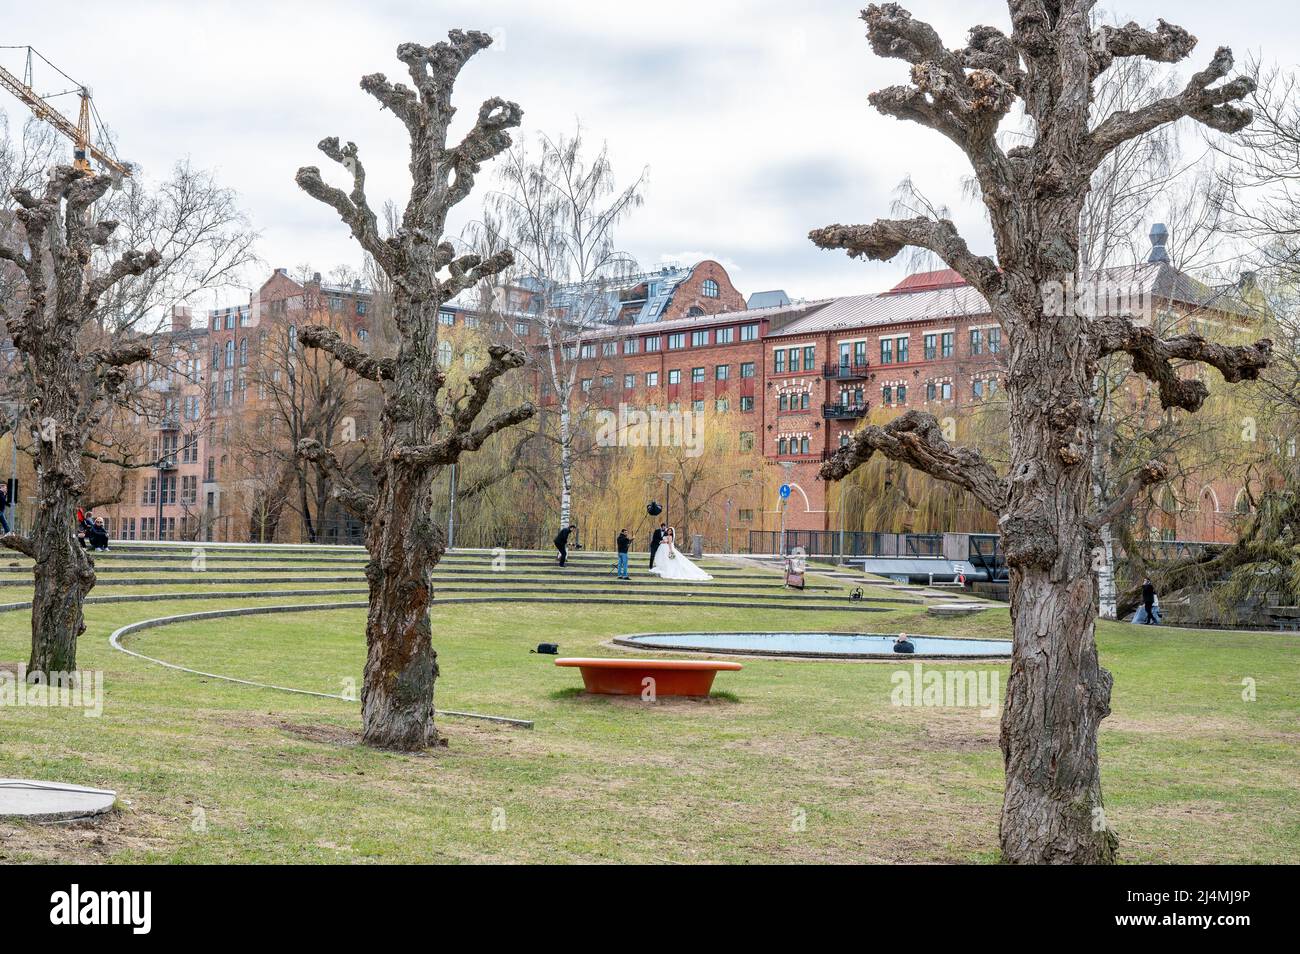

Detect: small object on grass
532,643,559,655
849,587,863,601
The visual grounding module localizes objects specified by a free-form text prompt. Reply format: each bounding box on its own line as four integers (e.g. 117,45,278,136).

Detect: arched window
239,337,248,366
224,340,235,368
687,306,706,317
1233,489,1251,515
288,325,298,352
437,341,453,369
702,279,719,298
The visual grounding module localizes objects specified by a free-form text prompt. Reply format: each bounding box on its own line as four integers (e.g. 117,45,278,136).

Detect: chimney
171,305,192,333
1147,223,1169,264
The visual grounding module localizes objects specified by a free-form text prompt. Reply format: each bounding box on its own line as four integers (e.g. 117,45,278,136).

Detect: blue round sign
779,484,791,499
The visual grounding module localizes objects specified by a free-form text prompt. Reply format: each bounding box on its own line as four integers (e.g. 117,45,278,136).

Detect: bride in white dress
648,527,713,581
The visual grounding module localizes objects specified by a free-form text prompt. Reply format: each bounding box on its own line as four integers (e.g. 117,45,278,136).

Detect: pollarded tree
0,166,159,673
294,30,535,750
815,4,1271,863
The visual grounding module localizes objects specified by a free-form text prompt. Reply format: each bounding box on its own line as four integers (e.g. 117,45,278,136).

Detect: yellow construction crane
0,45,131,182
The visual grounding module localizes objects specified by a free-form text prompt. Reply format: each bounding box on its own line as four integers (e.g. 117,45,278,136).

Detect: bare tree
814,4,1269,863
488,129,645,528
0,166,159,673
295,30,535,750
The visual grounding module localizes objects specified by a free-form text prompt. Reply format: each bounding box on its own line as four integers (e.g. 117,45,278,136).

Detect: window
667,333,685,350
941,381,953,400
580,343,595,359
437,341,453,368
691,330,709,347
738,509,754,522
623,338,639,355
143,477,157,505
778,437,788,455
464,314,478,329
715,364,729,381
645,371,659,387
225,313,235,330
716,327,734,344
439,310,455,327
740,361,755,378
624,374,635,389
740,469,754,482
739,431,755,452
924,334,937,360
667,369,681,385
581,378,593,393
840,432,851,447
515,321,529,337
702,278,719,298
800,436,810,455
800,392,810,410
941,333,954,358
803,346,815,370
973,379,985,398
779,393,789,411
357,301,368,316
880,339,893,364
882,385,893,404
788,348,800,372
740,395,754,411
897,384,907,404
224,340,235,368
970,328,984,355
740,323,758,342
692,400,705,413
602,342,617,357
692,367,705,383
926,381,936,401
645,335,662,352
239,337,248,366
896,337,909,362
989,327,1002,353
774,351,786,373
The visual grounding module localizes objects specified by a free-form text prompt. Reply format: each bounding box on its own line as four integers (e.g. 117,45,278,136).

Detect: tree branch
298,325,394,382
1094,317,1272,411
1089,46,1256,165
0,532,36,559
297,438,375,519
1086,460,1168,530
1090,19,1197,77
820,409,1007,513
809,216,1003,298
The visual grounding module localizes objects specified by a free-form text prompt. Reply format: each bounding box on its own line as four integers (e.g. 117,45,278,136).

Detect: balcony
158,456,178,471
822,402,868,421
158,417,180,431
822,361,870,380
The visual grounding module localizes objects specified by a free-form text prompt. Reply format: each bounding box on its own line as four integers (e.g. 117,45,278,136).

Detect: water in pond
617,631,1011,658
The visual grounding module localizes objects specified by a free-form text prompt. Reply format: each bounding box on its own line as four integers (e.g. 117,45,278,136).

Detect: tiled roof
770,284,989,337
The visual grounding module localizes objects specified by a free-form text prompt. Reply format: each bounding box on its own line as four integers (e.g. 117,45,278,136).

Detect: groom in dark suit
649,523,666,569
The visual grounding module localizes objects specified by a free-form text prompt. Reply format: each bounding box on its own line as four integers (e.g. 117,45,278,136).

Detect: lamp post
657,471,674,527
724,497,733,553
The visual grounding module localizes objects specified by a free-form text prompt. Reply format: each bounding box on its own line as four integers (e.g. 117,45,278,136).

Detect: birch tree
489,130,645,528
815,3,1270,863
295,30,535,750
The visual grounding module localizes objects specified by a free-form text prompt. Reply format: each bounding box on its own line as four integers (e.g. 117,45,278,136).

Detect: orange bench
556,657,742,697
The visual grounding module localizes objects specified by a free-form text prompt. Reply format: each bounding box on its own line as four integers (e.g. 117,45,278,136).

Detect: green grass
0,552,1296,864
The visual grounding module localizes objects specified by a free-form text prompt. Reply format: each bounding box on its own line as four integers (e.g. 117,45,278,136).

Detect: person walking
1140,577,1157,625
616,528,631,580
554,524,576,567
648,522,666,569
0,484,9,534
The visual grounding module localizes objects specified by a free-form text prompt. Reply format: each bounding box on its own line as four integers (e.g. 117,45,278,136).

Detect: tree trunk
27,471,96,674
998,308,1118,864
558,399,573,527
359,462,442,749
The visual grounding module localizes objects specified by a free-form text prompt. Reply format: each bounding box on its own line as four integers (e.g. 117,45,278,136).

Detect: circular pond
613,631,1011,659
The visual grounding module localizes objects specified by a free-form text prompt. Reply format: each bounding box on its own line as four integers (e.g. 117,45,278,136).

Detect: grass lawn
0,551,1296,864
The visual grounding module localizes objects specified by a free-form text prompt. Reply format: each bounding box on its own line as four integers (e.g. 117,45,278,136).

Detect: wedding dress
649,541,713,581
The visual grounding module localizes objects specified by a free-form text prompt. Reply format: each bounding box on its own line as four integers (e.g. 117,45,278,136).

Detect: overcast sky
3,0,1297,309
